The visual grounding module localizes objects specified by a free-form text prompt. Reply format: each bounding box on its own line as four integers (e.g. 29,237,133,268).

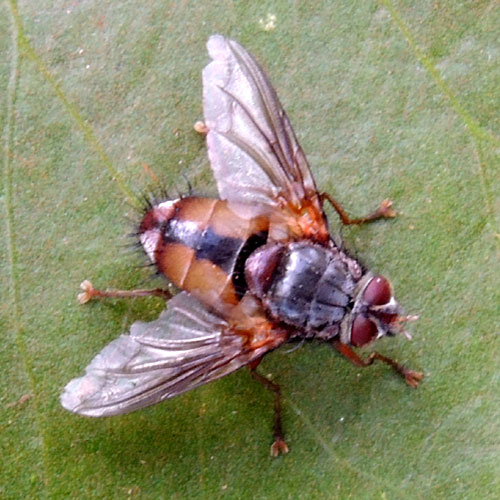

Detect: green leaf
2,1,498,498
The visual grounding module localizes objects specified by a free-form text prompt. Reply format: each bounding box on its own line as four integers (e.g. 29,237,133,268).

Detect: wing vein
217,85,293,190
228,40,298,181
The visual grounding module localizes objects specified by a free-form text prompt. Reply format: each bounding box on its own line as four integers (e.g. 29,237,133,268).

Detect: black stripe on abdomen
162,218,243,273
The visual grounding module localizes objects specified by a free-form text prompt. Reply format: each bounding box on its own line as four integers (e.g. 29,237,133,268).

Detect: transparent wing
203,35,322,213
61,292,275,417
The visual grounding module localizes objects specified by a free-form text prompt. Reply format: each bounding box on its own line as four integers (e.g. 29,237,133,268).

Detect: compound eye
363,275,391,305
351,315,378,347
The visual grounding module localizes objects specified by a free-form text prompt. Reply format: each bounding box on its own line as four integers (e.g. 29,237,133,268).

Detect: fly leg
332,340,424,388
193,120,209,135
320,192,396,225
249,359,289,457
78,280,171,304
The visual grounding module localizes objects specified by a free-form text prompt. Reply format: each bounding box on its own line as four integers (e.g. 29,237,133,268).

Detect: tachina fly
61,35,423,456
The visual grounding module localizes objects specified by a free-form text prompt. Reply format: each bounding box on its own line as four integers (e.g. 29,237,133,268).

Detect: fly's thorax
245,241,361,338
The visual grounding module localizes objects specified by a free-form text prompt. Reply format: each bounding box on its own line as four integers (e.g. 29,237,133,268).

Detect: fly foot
270,437,289,457
377,199,397,219
403,369,424,388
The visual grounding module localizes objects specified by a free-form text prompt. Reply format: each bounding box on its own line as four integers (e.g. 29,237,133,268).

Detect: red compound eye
351,315,378,347
363,275,391,305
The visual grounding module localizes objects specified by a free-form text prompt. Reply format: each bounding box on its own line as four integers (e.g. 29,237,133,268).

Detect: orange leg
320,192,396,225
193,120,208,135
249,359,289,457
332,340,423,388
78,280,171,304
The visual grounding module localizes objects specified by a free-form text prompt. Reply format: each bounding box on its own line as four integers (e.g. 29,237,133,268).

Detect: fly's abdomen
246,241,358,336
139,197,268,309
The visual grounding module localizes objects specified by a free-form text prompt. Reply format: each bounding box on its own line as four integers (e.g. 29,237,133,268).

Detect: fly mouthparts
401,329,413,341
397,314,419,340
402,314,419,323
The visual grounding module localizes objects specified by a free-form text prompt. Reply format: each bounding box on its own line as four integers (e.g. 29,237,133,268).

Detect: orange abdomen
139,197,269,311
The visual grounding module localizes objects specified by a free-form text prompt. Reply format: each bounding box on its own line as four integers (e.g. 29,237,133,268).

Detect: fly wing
203,35,324,216
61,292,276,417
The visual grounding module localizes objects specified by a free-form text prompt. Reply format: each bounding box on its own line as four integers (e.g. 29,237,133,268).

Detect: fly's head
341,274,418,347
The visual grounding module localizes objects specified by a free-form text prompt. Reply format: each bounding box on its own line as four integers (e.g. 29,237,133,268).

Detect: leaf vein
381,0,500,252
3,1,52,495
